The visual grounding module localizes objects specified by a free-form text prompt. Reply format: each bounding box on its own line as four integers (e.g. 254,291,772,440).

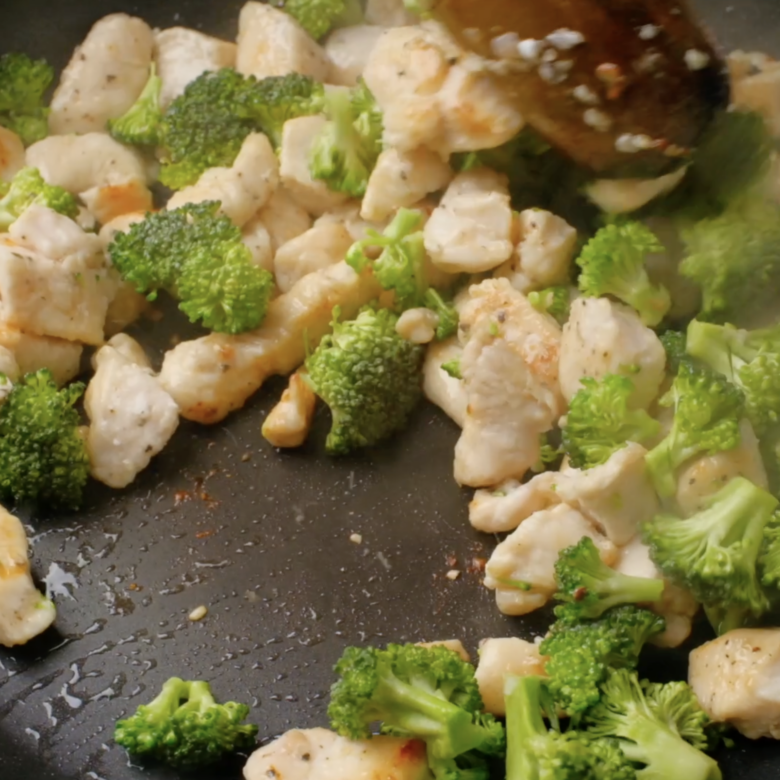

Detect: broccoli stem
504,676,550,780
591,572,665,614
175,680,216,716
644,435,701,498
686,321,744,382
142,678,189,723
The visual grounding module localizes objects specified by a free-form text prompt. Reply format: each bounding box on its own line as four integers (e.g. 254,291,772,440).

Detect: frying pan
2,1,780,779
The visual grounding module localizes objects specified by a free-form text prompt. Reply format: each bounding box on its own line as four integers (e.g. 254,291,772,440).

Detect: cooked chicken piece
559,297,666,410
689,628,780,739
159,262,381,423
555,443,659,546
676,419,768,516
241,216,274,272
48,14,154,135
475,637,548,716
86,336,179,489
731,59,780,137
274,223,354,293
236,2,332,81
104,271,149,337
469,471,560,534
79,181,153,226
454,279,563,487
363,27,449,152
0,346,19,382
314,201,381,242
361,147,453,223
27,133,151,193
495,210,577,293
615,535,698,649
396,308,439,344
98,211,147,250
0,506,56,648
424,170,514,274
0,127,25,183
585,167,688,214
484,504,617,616
0,327,82,386
422,337,466,426
167,133,279,226
365,0,417,26
325,25,387,86
279,117,351,217
262,372,317,448
154,27,237,109
416,639,470,661
0,244,113,345
257,187,313,252
243,728,432,780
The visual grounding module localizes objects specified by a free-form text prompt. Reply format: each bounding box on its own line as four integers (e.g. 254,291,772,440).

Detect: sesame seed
614,133,657,153
685,49,711,70
638,23,661,40
490,31,521,59
573,84,600,105
542,48,559,63
517,38,545,62
349,533,363,544
583,108,613,132
188,605,208,621
446,569,461,580
539,62,568,84
546,28,585,50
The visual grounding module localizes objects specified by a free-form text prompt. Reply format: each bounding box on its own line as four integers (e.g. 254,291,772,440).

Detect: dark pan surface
2,2,780,779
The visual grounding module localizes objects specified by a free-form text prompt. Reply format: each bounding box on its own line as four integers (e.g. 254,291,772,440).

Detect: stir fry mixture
4,0,780,777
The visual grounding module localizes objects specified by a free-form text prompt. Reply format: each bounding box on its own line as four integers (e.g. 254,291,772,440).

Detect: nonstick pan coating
2,2,780,779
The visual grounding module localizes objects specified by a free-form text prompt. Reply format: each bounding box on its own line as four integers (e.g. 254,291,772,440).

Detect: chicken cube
86,336,180,489
154,27,237,109
732,66,780,137
274,223,354,293
159,261,382,423
416,639,470,661
166,133,279,226
495,209,578,293
559,297,666,410
241,216,275,272
0,127,25,183
236,2,331,81
475,637,548,716
689,628,780,739
256,187,313,252
361,147,453,223
0,346,19,382
243,728,432,780
422,337,467,426
98,211,147,251
469,472,561,534
26,133,151,193
325,25,387,86
395,308,439,345
49,14,154,135
0,327,82,386
365,0,418,26
314,201,381,242
262,372,317,448
279,116,351,216
104,272,149,337
0,506,56,648
585,167,688,214
424,170,514,274
484,504,617,616
79,181,154,226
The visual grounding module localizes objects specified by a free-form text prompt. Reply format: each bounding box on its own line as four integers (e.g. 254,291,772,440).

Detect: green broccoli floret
661,330,690,375
114,677,258,767
108,64,163,147
0,52,53,146
0,370,89,510
554,537,665,620
304,306,424,454
562,374,661,469
760,510,780,589
108,201,274,334
686,319,780,434
540,605,665,718
644,362,744,497
679,197,780,325
504,675,634,780
585,669,722,780
527,286,571,324
424,289,459,340
328,643,505,775
644,476,778,635
577,221,670,327
351,79,384,157
0,167,79,230
279,0,363,39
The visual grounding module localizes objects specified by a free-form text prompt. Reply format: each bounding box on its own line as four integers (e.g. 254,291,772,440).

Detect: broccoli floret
661,329,690,375
0,167,79,230
0,52,53,146
114,677,258,767
554,537,665,620
279,0,363,39
562,374,661,469
0,370,89,510
351,79,384,157
424,288,459,340
108,64,163,147
504,675,634,780
532,432,564,473
679,197,780,325
576,221,670,327
540,605,665,718
108,201,274,334
644,362,744,497
304,306,424,454
686,319,780,434
644,476,778,635
527,286,571,324
760,510,780,589
585,670,722,780
328,643,505,771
